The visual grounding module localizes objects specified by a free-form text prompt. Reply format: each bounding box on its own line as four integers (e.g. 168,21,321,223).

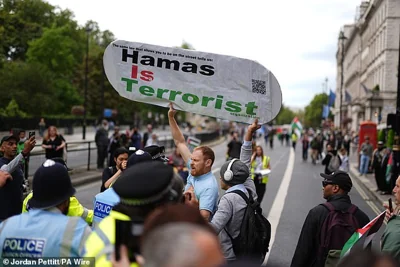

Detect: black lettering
157,58,180,71
199,65,215,76
141,56,155,66
122,49,138,63
182,62,198,74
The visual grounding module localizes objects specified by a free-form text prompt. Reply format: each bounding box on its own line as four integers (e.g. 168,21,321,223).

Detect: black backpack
225,190,271,262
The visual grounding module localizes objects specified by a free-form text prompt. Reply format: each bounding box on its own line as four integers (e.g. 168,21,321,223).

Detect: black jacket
291,194,370,267
322,151,341,174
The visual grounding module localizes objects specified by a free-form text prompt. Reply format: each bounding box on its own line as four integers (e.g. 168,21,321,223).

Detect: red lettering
140,71,154,82
131,65,138,79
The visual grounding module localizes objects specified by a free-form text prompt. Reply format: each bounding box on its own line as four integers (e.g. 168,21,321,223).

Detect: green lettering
225,101,241,113
215,95,223,110
122,78,138,92
245,102,258,115
156,88,170,99
139,86,154,96
201,96,215,107
182,93,199,104
169,90,182,101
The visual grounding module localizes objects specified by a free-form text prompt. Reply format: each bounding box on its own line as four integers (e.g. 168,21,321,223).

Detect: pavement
348,162,390,209
344,144,391,214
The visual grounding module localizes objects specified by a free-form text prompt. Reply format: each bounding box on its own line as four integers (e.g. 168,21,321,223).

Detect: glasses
322,181,335,187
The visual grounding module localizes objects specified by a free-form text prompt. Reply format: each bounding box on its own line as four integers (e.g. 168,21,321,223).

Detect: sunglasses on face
322,181,335,187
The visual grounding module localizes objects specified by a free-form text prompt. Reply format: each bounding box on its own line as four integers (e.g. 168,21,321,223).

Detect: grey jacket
210,141,258,260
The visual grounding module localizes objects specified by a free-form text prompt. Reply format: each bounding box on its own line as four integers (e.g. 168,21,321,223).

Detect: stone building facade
334,0,400,132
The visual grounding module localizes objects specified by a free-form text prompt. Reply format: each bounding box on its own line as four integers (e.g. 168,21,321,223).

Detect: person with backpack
185,158,271,263
322,144,341,174
291,171,369,267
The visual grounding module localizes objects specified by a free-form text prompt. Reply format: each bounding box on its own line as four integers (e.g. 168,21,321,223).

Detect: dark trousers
302,147,308,160
254,175,266,203
374,168,388,192
269,138,273,149
97,145,108,169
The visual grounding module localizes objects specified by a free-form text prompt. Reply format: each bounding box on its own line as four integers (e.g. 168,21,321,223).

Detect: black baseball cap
320,170,353,192
0,135,19,145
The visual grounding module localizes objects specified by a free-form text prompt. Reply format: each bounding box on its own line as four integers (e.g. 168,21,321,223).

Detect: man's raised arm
168,104,191,163
240,119,260,169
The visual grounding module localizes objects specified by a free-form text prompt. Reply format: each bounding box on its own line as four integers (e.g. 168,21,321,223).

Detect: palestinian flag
340,211,386,258
291,117,303,137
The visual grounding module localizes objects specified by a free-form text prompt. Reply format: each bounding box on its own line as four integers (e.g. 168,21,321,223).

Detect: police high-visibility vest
82,210,139,267
22,192,93,225
92,188,120,228
292,133,298,142
251,156,270,184
0,208,91,257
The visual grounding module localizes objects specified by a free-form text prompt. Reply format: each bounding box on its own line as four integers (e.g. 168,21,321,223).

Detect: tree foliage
304,93,328,128
274,104,295,125
0,98,28,117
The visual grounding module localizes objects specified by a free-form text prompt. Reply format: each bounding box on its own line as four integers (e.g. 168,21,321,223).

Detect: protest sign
187,136,201,152
103,40,282,124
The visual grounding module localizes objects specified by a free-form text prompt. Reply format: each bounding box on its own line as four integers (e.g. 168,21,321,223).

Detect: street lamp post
82,25,92,140
339,30,347,130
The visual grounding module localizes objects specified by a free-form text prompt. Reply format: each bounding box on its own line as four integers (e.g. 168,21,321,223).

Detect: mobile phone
115,219,143,262
389,198,393,213
29,131,35,138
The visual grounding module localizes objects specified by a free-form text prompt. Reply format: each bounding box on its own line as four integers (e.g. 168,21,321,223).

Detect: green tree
304,93,328,128
274,104,295,125
27,24,85,77
0,61,55,115
0,0,56,61
0,98,28,117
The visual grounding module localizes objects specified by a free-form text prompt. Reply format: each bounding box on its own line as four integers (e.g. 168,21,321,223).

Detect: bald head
141,223,224,267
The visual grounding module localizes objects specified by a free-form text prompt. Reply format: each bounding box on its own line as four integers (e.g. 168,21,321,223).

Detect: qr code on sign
252,79,266,95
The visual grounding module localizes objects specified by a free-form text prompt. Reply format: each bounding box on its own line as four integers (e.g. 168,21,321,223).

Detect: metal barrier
26,132,219,176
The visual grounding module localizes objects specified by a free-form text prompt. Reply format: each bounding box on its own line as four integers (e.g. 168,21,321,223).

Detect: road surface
75,137,385,266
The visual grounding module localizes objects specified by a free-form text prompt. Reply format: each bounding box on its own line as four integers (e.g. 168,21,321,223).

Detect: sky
47,0,361,109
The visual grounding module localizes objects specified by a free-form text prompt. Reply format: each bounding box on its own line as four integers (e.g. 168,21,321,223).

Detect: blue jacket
0,208,91,257
92,188,120,228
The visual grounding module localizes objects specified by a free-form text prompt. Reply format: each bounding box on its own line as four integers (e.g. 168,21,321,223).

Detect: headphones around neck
224,158,238,182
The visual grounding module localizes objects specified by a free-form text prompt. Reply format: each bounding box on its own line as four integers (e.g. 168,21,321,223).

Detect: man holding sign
168,104,218,221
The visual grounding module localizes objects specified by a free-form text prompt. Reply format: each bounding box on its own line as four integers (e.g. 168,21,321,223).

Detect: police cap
143,145,168,162
30,159,76,209
113,161,175,205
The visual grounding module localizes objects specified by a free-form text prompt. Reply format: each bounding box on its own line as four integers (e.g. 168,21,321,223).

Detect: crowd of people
299,129,396,196
1,113,400,266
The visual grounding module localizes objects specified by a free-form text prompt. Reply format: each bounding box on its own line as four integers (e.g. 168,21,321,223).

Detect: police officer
143,145,169,162
0,159,92,257
21,158,94,225
83,161,184,267
92,150,152,228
